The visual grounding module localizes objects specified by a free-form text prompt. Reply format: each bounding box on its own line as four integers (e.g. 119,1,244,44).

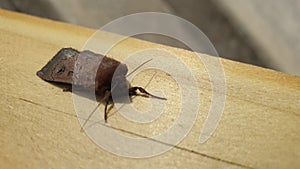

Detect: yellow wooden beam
0,9,299,169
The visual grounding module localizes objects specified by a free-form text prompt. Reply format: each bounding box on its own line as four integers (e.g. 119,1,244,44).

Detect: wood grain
0,9,299,169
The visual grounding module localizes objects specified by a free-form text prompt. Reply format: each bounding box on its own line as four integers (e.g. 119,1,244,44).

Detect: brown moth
37,48,165,122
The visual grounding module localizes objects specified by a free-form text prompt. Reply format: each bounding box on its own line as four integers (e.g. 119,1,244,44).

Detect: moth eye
68,71,73,76
56,66,65,74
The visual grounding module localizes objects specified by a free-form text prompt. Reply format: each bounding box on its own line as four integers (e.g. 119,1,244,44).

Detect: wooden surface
0,9,300,169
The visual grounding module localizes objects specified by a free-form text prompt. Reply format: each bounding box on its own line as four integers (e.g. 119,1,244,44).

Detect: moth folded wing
36,48,79,84
95,58,129,103
72,50,105,100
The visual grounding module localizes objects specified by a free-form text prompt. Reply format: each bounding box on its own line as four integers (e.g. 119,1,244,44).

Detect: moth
37,48,166,123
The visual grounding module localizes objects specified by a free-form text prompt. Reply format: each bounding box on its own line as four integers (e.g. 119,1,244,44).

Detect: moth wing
36,48,78,84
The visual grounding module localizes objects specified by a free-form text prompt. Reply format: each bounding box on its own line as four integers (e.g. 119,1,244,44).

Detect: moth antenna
144,71,157,89
126,59,152,77
128,62,166,100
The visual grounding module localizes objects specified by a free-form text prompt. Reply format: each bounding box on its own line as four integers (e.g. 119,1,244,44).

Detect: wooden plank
0,9,299,169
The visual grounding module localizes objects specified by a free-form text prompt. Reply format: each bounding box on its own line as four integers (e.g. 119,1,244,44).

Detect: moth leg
129,87,166,100
103,90,111,123
104,99,109,123
62,86,72,92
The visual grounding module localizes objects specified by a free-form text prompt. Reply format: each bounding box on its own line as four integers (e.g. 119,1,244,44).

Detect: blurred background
1,0,299,75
